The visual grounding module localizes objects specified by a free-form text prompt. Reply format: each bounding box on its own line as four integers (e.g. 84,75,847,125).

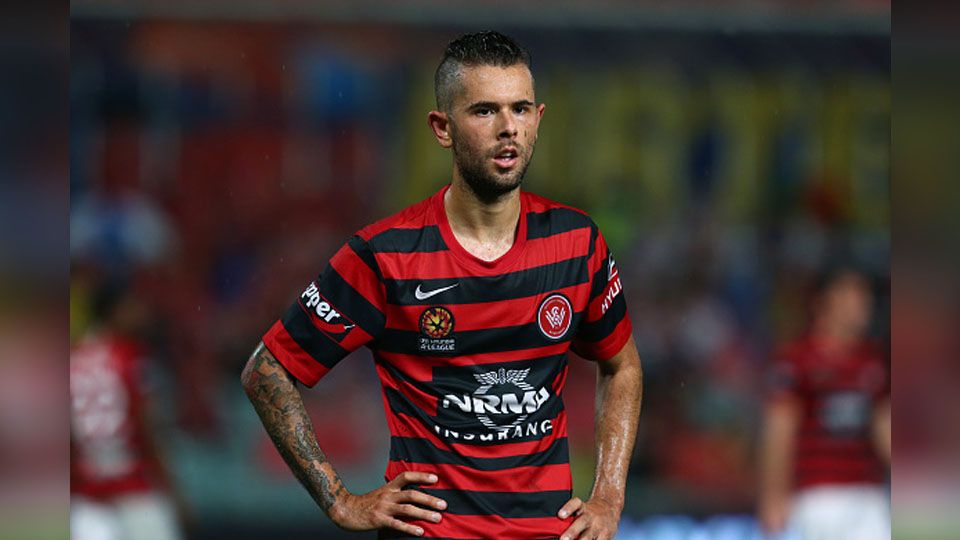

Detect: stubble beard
452,135,535,205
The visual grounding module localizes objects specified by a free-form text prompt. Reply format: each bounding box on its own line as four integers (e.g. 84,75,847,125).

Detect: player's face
447,64,545,200
824,272,874,336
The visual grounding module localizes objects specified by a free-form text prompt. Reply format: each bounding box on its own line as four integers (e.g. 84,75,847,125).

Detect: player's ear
427,110,453,149
536,102,546,121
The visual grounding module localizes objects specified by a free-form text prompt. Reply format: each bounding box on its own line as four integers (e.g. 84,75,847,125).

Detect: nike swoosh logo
414,283,459,300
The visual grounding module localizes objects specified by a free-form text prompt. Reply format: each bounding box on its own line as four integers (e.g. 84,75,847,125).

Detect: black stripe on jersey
347,235,383,279
368,226,448,254
417,488,571,518
385,256,589,306
377,315,584,356
575,291,627,344
280,305,350,370
389,436,569,471
587,222,599,259
588,250,609,300
383,387,430,422
526,208,591,240
318,266,386,338
380,352,568,390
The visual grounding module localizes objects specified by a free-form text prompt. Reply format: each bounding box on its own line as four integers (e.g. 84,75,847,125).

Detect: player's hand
557,495,621,540
328,471,447,537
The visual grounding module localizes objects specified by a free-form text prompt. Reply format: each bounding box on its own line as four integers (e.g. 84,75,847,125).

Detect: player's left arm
558,335,642,540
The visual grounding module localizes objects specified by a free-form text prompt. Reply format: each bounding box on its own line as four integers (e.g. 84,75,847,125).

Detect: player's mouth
492,147,519,169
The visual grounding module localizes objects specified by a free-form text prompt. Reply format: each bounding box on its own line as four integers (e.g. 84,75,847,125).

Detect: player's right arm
241,341,446,536
757,393,800,534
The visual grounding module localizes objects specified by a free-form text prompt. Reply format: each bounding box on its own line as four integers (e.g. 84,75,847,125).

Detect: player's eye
476,107,493,116
513,104,529,114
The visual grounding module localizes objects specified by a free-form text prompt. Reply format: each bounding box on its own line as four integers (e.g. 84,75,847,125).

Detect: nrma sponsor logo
443,388,550,415
441,368,552,433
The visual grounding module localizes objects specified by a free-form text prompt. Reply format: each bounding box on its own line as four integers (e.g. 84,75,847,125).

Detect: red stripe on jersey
388,407,568,460
798,455,881,470
329,244,385,310
377,362,440,417
376,343,570,381
384,283,591,332
525,191,588,217
586,230,607,279
357,196,436,241
386,461,572,493
551,364,569,395
262,320,329,387
374,227,592,281
416,513,568,539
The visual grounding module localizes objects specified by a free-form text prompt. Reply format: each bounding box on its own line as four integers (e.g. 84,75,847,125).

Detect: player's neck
444,180,521,259
810,318,860,353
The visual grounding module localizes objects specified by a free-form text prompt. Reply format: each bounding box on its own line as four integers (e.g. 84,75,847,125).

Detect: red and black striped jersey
263,184,632,539
71,332,154,500
767,336,889,490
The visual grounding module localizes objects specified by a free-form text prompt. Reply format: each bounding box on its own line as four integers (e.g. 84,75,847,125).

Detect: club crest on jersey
418,306,455,352
299,282,356,341
537,293,572,340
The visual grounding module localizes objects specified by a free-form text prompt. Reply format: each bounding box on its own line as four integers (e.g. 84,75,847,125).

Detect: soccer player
758,267,890,539
241,31,643,540
71,282,186,540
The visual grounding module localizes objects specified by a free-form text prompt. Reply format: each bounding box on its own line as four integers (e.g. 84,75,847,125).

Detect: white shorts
71,492,182,540
789,484,890,540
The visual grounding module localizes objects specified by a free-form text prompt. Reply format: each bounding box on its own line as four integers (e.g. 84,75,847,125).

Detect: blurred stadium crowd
70,3,889,539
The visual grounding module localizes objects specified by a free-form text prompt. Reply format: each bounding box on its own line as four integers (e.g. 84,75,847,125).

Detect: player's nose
496,110,518,139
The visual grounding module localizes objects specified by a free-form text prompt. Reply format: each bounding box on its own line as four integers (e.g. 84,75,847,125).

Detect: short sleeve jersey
71,332,154,500
767,336,889,490
263,185,632,538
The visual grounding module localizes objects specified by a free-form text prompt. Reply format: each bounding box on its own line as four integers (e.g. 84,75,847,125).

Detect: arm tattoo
241,343,347,512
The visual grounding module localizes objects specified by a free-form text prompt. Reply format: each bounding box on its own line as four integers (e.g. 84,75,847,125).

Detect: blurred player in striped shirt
759,267,890,539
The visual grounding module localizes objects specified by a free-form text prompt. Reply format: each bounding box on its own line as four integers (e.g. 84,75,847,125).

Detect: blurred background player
70,279,187,540
758,267,890,539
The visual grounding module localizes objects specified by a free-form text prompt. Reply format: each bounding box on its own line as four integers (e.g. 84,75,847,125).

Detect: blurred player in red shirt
71,281,186,540
758,267,890,539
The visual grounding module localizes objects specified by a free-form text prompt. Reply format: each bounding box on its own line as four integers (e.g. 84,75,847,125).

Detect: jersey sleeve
262,235,386,387
571,224,633,362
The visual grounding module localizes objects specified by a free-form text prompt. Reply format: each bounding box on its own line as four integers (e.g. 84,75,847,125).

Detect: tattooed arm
241,342,447,536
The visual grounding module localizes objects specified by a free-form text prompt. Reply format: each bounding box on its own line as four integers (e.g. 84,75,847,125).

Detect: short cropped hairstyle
434,31,533,112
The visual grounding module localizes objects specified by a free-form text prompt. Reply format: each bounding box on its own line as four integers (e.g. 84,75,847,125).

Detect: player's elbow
240,350,261,398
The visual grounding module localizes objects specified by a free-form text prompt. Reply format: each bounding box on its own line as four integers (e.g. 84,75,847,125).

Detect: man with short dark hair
758,268,890,539
242,31,642,540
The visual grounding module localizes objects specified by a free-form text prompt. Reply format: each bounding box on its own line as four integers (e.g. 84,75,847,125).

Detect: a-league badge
537,293,572,340
418,306,456,352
